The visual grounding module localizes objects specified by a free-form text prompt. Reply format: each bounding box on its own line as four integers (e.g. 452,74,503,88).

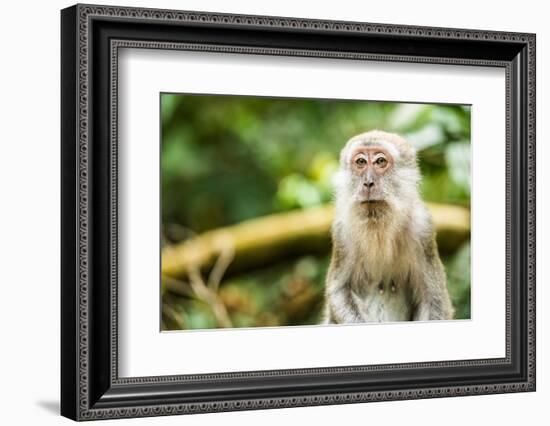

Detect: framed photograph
61,3,536,421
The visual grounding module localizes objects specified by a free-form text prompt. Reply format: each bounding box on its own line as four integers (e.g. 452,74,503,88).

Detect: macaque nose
364,181,375,189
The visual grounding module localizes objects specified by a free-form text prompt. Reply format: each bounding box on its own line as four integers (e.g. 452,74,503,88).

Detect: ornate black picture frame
61,3,536,421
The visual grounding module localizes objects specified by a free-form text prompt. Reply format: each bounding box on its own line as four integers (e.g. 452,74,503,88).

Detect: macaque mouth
359,199,389,209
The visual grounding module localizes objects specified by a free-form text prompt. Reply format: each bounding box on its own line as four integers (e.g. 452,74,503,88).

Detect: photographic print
160,94,471,330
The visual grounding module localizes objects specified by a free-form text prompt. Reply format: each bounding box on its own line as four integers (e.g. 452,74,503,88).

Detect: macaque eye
374,157,388,167
355,157,367,167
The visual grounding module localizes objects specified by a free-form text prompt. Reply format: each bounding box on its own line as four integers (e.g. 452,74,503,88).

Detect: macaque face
348,146,394,203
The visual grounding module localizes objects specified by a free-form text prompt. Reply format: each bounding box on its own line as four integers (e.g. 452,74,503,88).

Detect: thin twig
188,267,233,328
162,303,187,330
207,244,235,292
162,275,195,298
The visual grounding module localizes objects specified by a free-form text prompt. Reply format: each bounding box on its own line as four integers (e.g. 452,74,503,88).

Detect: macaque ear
398,144,417,165
387,135,416,165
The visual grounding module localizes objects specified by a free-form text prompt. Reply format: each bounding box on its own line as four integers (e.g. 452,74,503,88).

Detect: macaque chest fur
346,221,418,322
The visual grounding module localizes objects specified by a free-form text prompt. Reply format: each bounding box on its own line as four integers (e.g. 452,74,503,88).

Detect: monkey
323,130,454,324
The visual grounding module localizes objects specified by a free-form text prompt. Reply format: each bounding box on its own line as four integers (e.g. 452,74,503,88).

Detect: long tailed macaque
324,130,454,323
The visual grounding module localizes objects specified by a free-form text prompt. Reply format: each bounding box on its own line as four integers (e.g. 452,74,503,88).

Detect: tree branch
162,202,469,281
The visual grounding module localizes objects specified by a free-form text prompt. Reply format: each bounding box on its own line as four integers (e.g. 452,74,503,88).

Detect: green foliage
444,241,471,320
161,94,471,329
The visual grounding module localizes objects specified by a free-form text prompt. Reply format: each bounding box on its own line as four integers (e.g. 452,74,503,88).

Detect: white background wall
0,0,546,424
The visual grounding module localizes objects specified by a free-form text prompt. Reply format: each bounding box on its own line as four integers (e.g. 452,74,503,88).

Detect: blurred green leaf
161,94,178,126
444,241,471,320
445,141,471,196
388,103,431,130
404,123,445,150
276,174,323,209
